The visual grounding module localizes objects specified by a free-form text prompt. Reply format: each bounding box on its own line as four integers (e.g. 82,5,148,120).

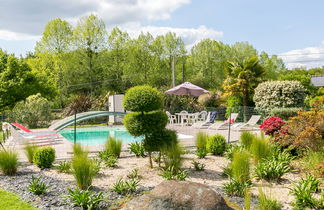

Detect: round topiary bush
33,147,55,168
206,134,226,155
253,81,306,114
123,86,163,112
123,111,168,136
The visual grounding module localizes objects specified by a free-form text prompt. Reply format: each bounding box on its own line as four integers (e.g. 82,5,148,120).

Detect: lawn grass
0,189,36,210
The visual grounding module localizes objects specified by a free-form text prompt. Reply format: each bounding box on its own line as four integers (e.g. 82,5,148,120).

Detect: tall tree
72,14,107,94
259,51,285,80
223,56,265,116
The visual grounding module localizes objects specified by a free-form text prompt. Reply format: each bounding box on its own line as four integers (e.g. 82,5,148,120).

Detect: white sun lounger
208,113,239,130
232,115,261,131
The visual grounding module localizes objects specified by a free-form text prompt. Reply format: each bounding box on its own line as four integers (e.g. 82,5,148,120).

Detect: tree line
0,14,323,111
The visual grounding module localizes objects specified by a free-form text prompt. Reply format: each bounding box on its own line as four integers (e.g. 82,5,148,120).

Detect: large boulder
123,180,232,210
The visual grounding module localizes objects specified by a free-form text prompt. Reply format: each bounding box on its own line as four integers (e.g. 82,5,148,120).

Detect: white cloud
278,44,324,69
121,24,223,48
0,0,190,38
0,30,40,41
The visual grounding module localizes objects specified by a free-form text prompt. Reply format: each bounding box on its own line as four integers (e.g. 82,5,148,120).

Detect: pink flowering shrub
259,116,286,136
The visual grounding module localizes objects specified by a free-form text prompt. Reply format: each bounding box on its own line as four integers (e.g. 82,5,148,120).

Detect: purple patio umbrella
165,82,209,97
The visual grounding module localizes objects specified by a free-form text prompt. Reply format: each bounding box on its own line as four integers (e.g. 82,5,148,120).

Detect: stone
123,180,233,210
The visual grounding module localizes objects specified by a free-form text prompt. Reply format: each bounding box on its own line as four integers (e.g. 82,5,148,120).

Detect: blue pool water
59,127,143,145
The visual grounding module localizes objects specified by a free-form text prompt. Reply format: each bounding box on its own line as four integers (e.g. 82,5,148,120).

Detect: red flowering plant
259,116,286,136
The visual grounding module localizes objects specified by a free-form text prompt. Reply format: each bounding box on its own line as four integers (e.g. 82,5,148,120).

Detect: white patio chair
198,111,208,121
166,111,177,124
179,110,189,126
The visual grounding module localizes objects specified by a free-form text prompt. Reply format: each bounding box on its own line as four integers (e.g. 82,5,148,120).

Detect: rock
123,180,233,210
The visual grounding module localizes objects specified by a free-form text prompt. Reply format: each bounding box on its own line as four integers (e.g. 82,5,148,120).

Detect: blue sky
1,0,324,68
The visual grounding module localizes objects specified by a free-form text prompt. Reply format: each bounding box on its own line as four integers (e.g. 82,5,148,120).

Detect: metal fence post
227,110,231,144
74,111,77,144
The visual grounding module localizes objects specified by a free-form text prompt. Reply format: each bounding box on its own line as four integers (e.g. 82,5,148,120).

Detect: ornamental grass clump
258,188,283,210
0,150,18,175
23,143,38,163
71,154,97,190
104,137,122,158
231,150,251,183
249,135,271,162
162,140,184,173
240,131,254,149
195,132,208,158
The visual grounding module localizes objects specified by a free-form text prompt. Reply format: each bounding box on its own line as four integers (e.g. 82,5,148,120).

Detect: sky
1,0,324,69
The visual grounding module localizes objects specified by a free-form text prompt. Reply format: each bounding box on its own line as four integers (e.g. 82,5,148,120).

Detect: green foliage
57,161,71,173
277,110,324,152
71,155,97,190
206,134,226,156
127,169,141,180
196,148,208,159
112,178,139,195
129,142,146,157
103,156,118,168
104,137,122,158
258,188,282,210
66,188,104,210
144,129,177,153
9,94,52,128
33,147,55,168
159,166,188,181
123,86,163,112
223,179,251,197
302,151,324,177
195,132,208,150
224,144,244,160
192,160,205,171
0,150,19,175
269,107,302,120
254,81,306,114
0,189,36,210
240,131,254,150
23,143,38,163
290,175,323,209
244,188,251,210
161,140,184,172
255,158,291,181
0,52,54,111
28,176,50,195
309,95,324,108
249,135,271,162
123,111,168,136
231,151,251,183
73,144,88,157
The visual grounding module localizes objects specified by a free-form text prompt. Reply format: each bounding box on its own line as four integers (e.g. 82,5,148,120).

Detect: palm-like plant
223,56,264,119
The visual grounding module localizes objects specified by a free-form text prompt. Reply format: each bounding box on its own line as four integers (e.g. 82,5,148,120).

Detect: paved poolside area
6,124,260,161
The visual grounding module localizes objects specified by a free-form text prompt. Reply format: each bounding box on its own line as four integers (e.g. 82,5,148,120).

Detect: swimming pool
59,127,193,146
59,127,143,145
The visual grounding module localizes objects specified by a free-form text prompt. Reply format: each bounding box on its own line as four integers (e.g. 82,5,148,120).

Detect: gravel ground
0,154,301,210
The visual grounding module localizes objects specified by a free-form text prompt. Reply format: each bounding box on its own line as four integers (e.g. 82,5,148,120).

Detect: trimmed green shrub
33,147,55,168
123,111,168,136
240,131,254,149
123,85,163,112
144,128,177,153
71,155,97,190
270,107,302,120
253,81,306,114
206,134,226,155
23,143,38,163
104,137,122,158
0,150,18,175
231,151,251,183
258,188,282,210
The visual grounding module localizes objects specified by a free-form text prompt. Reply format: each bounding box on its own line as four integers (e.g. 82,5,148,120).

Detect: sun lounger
208,113,239,130
232,115,261,131
11,123,56,133
192,111,217,128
